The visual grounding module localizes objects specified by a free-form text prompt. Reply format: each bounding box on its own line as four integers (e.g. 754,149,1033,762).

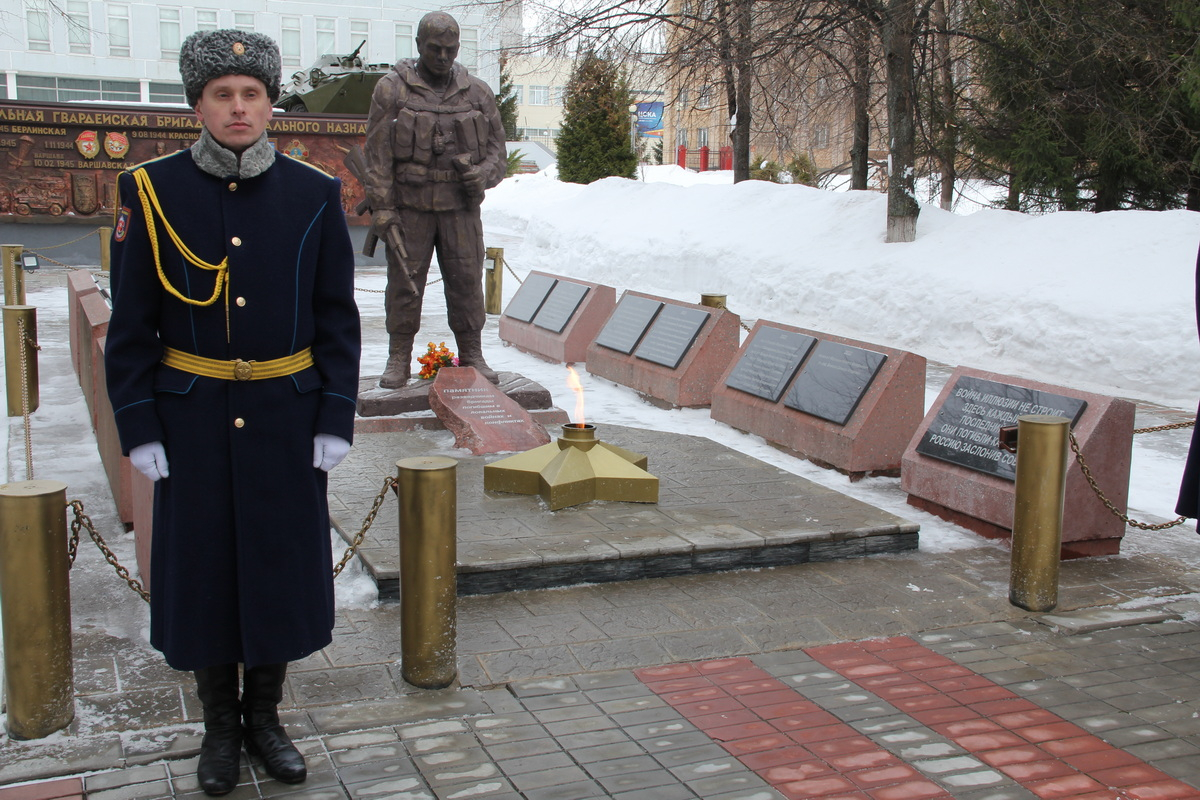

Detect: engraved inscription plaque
725,326,817,403
595,294,664,354
503,272,557,323
634,304,710,369
533,280,590,334
783,341,887,425
915,375,1087,481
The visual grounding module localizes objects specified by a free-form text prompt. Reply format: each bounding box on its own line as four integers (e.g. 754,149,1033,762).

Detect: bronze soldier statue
364,11,506,388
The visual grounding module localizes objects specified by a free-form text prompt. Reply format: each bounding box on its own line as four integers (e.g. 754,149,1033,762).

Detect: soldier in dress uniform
364,10,507,388
104,30,361,797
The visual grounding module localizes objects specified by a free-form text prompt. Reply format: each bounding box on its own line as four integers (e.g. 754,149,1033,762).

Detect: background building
0,0,517,105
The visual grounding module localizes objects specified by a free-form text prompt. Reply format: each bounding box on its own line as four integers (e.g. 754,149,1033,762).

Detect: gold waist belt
162,347,313,381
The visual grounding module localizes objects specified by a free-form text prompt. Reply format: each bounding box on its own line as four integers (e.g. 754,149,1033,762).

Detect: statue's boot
379,333,414,389
455,332,499,384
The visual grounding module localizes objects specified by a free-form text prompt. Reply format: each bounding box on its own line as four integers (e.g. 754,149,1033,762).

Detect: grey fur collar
190,128,275,179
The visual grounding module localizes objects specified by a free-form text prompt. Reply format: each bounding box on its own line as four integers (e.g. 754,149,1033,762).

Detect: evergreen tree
497,61,519,141
556,51,637,184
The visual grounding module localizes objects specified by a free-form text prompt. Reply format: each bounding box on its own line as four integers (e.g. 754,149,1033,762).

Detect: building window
395,23,413,60
697,128,708,147
233,12,254,32
108,4,131,57
196,10,218,31
351,20,369,56
67,0,91,54
529,85,549,105
697,85,712,109
553,85,565,105
812,123,829,149
459,27,477,69
315,17,335,57
160,8,181,58
281,16,301,67
150,81,186,104
512,84,523,104
16,74,56,102
675,127,687,148
26,2,50,52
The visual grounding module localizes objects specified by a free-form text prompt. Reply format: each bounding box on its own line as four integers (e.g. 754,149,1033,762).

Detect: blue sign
636,102,664,139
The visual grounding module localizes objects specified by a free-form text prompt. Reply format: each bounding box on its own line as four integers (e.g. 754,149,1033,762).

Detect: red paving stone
0,779,84,800
634,638,1200,800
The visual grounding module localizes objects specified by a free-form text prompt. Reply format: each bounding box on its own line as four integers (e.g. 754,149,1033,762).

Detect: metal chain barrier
332,475,398,577
68,499,151,603
1069,430,1189,531
29,227,103,251
19,316,39,480
63,475,397,602
1134,420,1195,434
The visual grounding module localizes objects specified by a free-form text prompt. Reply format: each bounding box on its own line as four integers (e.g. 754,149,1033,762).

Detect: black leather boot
380,333,414,389
242,663,307,784
194,664,243,797
455,332,499,383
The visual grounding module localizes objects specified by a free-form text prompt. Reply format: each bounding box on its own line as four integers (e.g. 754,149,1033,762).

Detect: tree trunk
850,20,872,191
882,0,919,242
934,0,955,211
732,0,754,183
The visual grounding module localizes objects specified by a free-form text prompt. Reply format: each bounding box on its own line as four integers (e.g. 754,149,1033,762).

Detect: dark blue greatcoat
105,148,361,671
1177,243,1200,527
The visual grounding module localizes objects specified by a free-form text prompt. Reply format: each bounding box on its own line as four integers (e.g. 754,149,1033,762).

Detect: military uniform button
234,418,245,428
236,296,246,307
228,182,237,191
231,236,242,246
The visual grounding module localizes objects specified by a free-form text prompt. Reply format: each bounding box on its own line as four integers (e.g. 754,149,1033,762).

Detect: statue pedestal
355,371,568,433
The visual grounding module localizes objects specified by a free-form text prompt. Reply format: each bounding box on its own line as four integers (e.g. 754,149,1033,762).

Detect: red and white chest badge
76,130,100,159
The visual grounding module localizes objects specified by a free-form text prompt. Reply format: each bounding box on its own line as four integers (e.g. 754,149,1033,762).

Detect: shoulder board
124,148,188,174
279,152,335,178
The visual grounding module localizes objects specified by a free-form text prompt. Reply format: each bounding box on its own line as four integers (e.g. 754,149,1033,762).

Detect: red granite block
696,657,755,675
498,273,616,364
868,780,953,800
772,710,845,732
775,775,862,798
585,291,741,408
636,663,699,682
874,683,939,702
842,663,902,679
429,368,550,455
1062,749,1142,773
1040,736,1112,758
739,745,823,771
1025,773,1109,799
847,764,923,789
0,779,84,800
721,732,795,755
932,717,997,738
991,708,1066,729
976,744,1055,767
789,723,862,745
755,699,823,720
649,676,712,693
740,689,806,709
709,668,778,684
996,759,1078,782
710,321,926,475
875,646,935,663
724,678,791,696
809,736,879,759
901,366,1135,556
858,673,921,690
763,761,838,784
956,730,1029,752
1017,721,1090,743
828,750,901,772
662,686,729,705
1122,780,1200,799
1091,764,1174,787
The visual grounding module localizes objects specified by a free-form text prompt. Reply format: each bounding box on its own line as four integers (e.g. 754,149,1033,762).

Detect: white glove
130,441,169,481
313,434,351,472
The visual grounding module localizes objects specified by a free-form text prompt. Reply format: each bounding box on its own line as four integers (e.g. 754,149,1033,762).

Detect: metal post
2,244,25,306
0,480,75,739
99,226,113,272
484,247,503,316
1009,414,1070,612
397,456,458,689
4,306,39,417
700,293,726,310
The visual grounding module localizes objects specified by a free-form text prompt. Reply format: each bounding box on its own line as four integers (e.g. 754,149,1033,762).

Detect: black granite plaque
595,294,664,354
634,304,710,369
725,326,817,403
915,375,1087,481
503,272,557,322
532,280,590,334
783,341,887,425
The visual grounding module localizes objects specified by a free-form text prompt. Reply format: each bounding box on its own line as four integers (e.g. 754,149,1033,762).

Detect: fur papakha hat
180,29,281,106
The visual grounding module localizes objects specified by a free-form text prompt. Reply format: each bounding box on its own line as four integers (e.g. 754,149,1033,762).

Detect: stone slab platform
329,424,919,597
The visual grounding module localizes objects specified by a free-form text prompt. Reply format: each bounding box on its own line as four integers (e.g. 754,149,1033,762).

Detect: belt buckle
233,359,254,381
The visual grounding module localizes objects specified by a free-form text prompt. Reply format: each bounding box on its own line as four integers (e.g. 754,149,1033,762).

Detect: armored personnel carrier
275,42,391,114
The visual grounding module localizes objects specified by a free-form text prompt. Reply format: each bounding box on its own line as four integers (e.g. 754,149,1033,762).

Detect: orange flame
566,366,585,426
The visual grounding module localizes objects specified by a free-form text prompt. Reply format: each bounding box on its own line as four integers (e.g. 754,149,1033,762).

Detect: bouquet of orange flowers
417,341,458,379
